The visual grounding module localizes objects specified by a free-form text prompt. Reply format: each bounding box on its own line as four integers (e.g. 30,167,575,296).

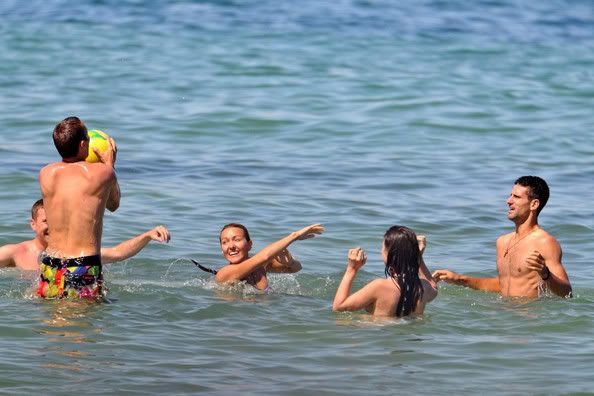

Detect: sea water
1,1,593,394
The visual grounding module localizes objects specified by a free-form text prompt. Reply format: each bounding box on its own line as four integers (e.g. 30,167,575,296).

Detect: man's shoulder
39,161,61,176
86,162,115,178
534,228,560,247
496,232,514,246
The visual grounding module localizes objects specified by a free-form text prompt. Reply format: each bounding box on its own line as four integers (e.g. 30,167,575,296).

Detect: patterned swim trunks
37,252,103,299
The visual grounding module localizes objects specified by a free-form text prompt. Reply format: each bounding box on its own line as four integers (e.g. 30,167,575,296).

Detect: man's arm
0,244,18,268
106,174,120,212
525,237,572,297
432,269,501,293
95,136,120,212
100,226,170,264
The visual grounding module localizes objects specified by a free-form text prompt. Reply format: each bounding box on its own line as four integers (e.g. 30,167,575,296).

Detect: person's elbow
106,189,120,211
332,300,350,312
427,285,438,302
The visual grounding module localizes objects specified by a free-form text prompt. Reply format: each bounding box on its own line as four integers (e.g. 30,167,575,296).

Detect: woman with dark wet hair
333,225,437,317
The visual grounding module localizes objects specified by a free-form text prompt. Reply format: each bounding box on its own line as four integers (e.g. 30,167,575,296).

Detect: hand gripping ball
86,129,110,163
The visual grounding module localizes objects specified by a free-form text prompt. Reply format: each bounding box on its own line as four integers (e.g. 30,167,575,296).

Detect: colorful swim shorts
37,252,103,299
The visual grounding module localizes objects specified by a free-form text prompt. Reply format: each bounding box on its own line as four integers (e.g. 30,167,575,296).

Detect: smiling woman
214,223,324,291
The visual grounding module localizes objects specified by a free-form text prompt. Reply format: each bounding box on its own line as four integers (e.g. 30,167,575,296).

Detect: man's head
514,176,549,215
53,116,89,160
30,199,49,241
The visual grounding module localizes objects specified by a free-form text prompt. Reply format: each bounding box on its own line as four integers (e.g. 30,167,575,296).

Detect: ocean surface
1,0,593,394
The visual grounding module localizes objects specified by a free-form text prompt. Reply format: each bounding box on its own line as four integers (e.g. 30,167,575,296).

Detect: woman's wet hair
383,225,423,317
219,223,251,242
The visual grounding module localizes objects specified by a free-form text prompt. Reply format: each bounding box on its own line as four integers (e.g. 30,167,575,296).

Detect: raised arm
215,224,323,284
266,249,302,273
106,174,121,212
101,226,170,264
333,247,380,312
95,137,120,212
416,235,438,301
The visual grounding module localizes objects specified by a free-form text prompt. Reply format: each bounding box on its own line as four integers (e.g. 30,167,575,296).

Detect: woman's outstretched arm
215,224,324,284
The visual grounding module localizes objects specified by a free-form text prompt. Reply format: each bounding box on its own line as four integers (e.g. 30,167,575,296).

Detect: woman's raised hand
347,247,367,271
295,224,325,240
417,235,426,255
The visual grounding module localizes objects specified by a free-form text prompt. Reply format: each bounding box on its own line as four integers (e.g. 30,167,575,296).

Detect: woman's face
220,227,252,264
381,240,388,264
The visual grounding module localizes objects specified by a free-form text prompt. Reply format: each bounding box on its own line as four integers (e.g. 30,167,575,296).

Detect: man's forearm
457,275,501,292
545,273,572,298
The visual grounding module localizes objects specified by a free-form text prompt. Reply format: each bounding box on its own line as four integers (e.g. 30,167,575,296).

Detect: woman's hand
417,235,426,255
295,224,325,240
347,247,367,271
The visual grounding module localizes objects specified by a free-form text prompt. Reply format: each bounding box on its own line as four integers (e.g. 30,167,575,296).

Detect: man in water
0,199,170,271
38,116,120,298
433,176,572,298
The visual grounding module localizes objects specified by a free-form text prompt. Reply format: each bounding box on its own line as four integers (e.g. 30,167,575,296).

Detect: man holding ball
38,116,120,299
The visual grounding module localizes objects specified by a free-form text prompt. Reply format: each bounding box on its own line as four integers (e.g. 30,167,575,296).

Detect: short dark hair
515,176,549,215
31,199,44,220
220,223,251,242
53,116,88,159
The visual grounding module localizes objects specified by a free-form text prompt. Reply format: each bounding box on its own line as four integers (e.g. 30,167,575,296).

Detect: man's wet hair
515,176,549,215
31,199,44,220
53,116,88,159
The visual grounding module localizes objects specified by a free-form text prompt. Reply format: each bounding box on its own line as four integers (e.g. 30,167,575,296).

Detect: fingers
525,250,545,273
308,224,325,234
108,137,117,163
432,269,450,282
347,247,367,269
108,137,117,152
417,235,426,254
296,224,325,240
152,225,170,243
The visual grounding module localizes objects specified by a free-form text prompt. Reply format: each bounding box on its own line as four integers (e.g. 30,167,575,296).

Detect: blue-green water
1,1,593,394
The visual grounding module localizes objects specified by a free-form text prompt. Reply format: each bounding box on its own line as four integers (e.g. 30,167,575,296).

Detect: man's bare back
40,161,118,257
37,117,120,298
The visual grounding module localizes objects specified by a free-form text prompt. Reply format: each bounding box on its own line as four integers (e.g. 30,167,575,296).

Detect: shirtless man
0,199,170,271
38,116,120,298
432,176,572,298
